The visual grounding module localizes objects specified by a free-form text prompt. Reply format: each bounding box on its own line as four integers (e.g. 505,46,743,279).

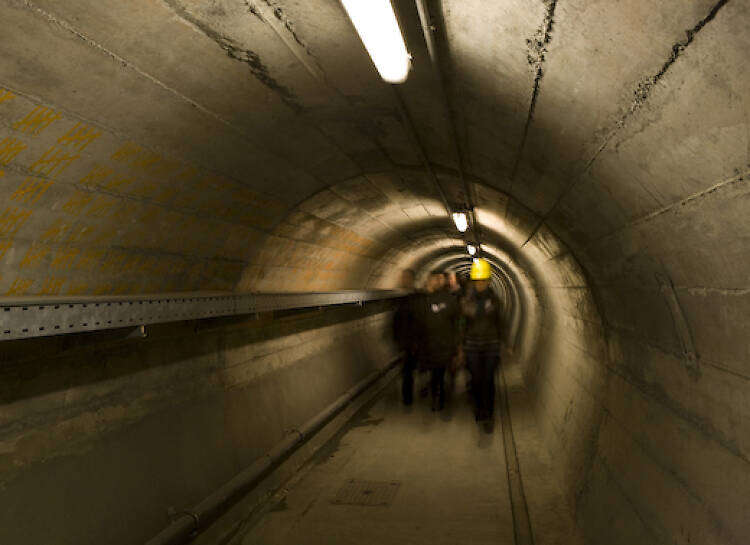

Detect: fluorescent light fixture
452,212,468,233
467,244,477,256
341,0,411,83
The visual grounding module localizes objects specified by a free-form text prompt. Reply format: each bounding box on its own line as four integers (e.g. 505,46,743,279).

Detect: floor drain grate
332,480,401,506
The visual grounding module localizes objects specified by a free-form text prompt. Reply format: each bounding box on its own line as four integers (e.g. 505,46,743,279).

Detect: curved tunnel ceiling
0,0,744,294
0,0,746,334
0,2,748,543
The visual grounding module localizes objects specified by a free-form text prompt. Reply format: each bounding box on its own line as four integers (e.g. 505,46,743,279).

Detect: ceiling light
452,212,468,233
341,0,411,83
467,244,477,256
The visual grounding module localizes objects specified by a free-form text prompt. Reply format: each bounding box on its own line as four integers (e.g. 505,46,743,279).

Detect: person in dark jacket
415,269,462,411
462,258,504,425
446,271,462,298
444,270,464,392
393,268,419,405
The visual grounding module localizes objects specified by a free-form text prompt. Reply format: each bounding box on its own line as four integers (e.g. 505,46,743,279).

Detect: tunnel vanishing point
0,0,748,544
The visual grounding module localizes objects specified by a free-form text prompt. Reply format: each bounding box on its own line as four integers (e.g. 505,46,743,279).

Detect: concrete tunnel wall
1,304,400,545
0,1,748,544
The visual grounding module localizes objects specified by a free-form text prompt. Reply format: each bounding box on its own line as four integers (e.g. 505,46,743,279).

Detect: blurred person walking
444,271,465,392
415,270,462,411
393,268,419,405
462,258,504,427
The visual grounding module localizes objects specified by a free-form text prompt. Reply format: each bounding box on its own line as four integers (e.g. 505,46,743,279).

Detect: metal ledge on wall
0,290,407,342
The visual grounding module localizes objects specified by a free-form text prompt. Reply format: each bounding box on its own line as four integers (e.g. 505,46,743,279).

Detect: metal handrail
0,289,408,341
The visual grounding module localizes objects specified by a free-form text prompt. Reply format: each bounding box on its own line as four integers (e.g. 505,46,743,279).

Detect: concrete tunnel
0,0,747,543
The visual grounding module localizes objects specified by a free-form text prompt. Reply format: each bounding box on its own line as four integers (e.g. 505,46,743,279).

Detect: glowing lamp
452,212,468,233
341,0,411,83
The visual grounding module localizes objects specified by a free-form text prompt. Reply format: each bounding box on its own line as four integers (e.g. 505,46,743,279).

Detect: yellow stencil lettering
89,225,118,246
0,136,27,165
50,246,80,270
11,177,53,205
86,200,115,218
0,207,32,236
29,145,79,179
19,242,50,268
62,192,94,216
131,152,160,171
0,239,12,260
64,226,91,245
66,282,89,295
38,277,65,295
111,142,143,162
57,122,102,152
101,174,134,192
39,219,68,243
74,248,104,271
5,277,34,295
78,164,113,189
12,105,61,135
0,89,16,105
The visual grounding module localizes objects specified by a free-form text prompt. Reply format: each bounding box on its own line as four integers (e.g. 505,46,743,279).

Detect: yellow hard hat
470,258,491,280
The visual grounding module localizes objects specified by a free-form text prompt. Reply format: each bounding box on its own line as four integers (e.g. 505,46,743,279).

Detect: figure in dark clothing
446,272,461,297
393,269,419,405
444,271,465,391
415,270,462,411
462,258,504,425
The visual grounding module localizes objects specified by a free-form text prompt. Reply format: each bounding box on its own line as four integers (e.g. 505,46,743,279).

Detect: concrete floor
227,365,584,545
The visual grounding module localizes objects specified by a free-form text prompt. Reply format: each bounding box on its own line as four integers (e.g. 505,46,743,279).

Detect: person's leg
436,366,446,409
485,350,500,418
402,353,415,405
465,352,481,419
430,367,439,409
475,352,488,419
419,365,430,398
430,366,446,411
447,364,456,394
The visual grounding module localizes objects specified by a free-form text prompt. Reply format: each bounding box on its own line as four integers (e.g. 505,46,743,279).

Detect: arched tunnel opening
0,1,747,544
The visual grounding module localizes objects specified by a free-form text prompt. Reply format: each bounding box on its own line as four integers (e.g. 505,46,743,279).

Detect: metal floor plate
332,480,401,507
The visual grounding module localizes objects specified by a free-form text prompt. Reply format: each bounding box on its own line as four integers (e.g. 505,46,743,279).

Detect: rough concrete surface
0,304,397,545
214,369,584,545
0,0,748,543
